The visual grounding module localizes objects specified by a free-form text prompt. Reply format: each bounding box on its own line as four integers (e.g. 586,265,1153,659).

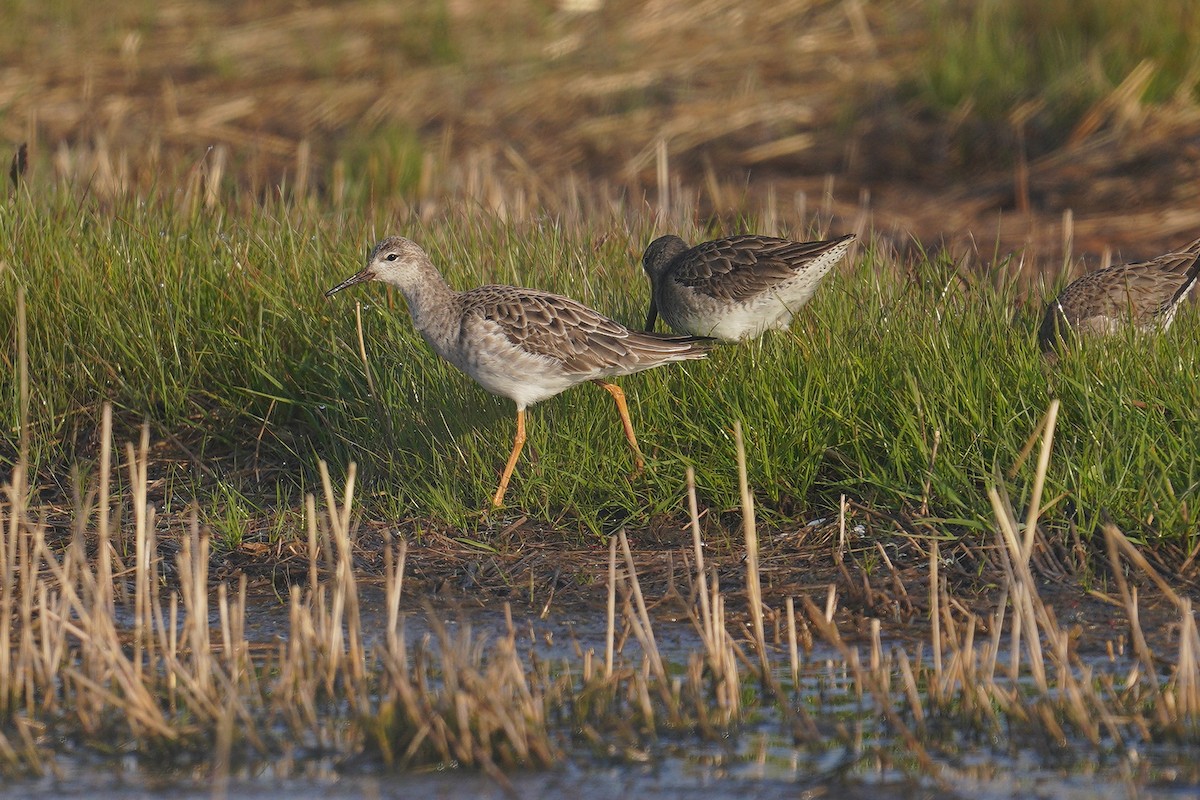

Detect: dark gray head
1037,300,1069,356
641,235,690,331
325,236,432,297
641,235,690,281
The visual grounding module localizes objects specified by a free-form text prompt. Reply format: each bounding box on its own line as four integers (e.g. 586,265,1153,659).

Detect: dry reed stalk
655,137,669,220
16,288,28,470
316,460,354,687
333,466,366,694
1103,526,1174,729
985,589,1006,683
929,537,942,698
616,529,669,692
1102,523,1183,607
686,467,713,652
1175,599,1200,720
990,406,1069,696
385,538,407,657
681,469,744,723
801,595,939,776
707,568,739,720
0,484,18,711
896,648,926,730
217,583,234,674
125,424,151,684
167,591,179,708
0,727,19,771
2,291,30,716
1022,401,1059,559
1051,632,1100,746
1061,208,1074,268
355,301,377,399
836,493,846,563
182,511,214,695
305,493,319,591
990,484,1049,692
606,534,616,678
870,618,882,673
719,606,740,721
733,422,769,684
96,405,113,614
786,596,799,689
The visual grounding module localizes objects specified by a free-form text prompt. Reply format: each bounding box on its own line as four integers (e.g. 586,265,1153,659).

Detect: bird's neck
397,265,461,351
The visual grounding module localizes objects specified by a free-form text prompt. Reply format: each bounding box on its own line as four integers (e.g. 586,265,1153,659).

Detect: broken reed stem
16,288,28,470
930,537,942,688
1022,400,1059,560
1103,523,1171,725
801,595,939,776
1177,599,1200,719
990,483,1049,693
786,597,800,689
606,533,616,679
128,423,151,686
385,538,407,656
305,493,319,593
836,493,846,563
686,467,714,653
3,402,1199,781
97,404,113,616
733,422,769,683
656,137,670,219
1103,522,1183,608
617,529,669,692
355,300,377,399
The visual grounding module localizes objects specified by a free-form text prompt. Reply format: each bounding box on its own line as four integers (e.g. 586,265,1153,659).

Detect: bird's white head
325,236,431,297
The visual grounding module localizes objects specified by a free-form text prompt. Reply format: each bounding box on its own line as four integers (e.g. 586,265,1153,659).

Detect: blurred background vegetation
1,0,1199,259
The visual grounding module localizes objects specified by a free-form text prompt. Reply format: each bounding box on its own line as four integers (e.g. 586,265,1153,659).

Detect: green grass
914,0,1200,159
2,185,1198,550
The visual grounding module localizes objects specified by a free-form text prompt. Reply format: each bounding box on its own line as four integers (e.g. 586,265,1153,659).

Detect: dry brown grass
3,384,1200,786
5,0,1200,267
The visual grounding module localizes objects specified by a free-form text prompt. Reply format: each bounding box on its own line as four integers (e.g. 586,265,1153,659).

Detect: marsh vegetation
2,0,1200,796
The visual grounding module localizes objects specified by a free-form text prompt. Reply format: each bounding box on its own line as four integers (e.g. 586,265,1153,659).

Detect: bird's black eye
386,253,398,261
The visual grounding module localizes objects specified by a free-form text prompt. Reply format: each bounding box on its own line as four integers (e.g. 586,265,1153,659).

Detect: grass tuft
915,0,1200,159
2,185,1199,546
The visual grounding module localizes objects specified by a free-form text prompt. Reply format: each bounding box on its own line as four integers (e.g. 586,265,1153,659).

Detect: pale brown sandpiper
642,233,855,341
1039,238,1200,353
326,236,710,507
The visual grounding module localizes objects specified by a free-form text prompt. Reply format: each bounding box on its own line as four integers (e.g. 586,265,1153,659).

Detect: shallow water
3,764,936,800
10,596,1200,799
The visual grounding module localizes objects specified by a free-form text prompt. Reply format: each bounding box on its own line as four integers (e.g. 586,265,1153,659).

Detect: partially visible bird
325,236,710,507
641,233,855,341
1038,238,1200,353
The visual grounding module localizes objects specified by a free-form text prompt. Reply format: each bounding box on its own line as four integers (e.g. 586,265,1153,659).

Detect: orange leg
593,380,645,474
492,407,526,507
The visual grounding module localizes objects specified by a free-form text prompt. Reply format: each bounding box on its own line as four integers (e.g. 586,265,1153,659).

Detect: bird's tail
1169,238,1200,306
629,330,714,362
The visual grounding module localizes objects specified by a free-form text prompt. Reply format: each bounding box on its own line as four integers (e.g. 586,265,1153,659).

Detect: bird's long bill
324,268,373,297
644,298,659,332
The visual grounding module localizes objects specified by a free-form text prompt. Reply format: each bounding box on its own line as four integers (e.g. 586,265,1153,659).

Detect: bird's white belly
673,292,794,340
456,341,576,409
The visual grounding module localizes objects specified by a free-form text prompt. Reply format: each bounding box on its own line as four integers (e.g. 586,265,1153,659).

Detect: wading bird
641,233,855,341
1038,238,1200,353
326,237,709,507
